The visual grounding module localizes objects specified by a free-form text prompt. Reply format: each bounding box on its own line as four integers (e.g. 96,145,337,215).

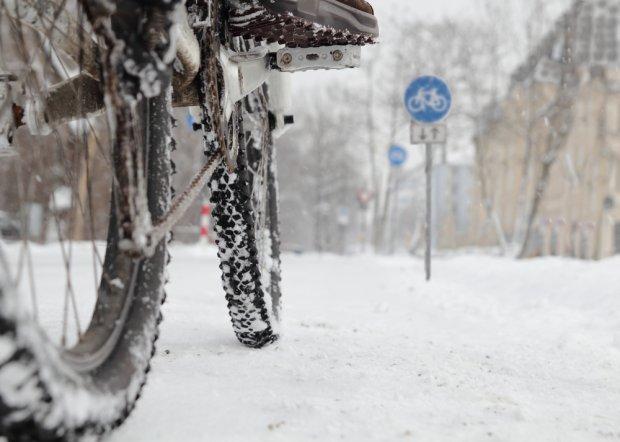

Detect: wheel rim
0,0,141,373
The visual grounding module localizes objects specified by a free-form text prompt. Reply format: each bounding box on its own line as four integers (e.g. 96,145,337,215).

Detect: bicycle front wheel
209,85,282,348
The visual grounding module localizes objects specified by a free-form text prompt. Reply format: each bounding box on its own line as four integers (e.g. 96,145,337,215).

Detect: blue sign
404,76,452,123
388,145,407,167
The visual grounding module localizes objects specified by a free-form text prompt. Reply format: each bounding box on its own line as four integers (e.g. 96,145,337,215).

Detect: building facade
472,0,620,259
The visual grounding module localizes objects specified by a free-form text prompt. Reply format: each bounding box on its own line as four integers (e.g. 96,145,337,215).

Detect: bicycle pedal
275,45,361,72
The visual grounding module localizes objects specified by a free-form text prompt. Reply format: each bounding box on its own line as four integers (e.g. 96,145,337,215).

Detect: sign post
404,76,452,281
357,189,373,252
424,144,432,280
386,145,407,255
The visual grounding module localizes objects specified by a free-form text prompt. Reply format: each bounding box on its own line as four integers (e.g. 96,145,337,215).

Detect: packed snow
99,246,619,441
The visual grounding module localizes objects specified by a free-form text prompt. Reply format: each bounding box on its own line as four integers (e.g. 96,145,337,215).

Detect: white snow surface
2,244,617,440
98,247,620,442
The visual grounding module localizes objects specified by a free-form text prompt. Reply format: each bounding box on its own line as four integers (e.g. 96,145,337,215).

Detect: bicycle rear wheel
0,0,175,438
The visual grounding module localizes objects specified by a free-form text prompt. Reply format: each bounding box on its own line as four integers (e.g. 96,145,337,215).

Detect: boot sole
228,0,378,48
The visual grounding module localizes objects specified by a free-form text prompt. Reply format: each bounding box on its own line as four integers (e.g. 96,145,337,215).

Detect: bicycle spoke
13,161,39,319
2,0,112,171
0,0,179,432
48,151,83,344
0,0,109,347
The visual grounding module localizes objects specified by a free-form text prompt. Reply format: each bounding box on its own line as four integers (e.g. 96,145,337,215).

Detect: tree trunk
518,6,581,258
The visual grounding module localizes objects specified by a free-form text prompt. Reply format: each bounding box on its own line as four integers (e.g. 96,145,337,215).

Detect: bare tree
518,6,581,258
276,86,365,253
512,0,551,247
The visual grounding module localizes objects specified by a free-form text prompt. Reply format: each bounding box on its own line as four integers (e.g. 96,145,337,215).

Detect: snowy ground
100,247,620,442
2,244,618,440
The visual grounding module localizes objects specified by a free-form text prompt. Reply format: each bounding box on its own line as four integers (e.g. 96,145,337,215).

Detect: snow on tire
209,149,279,348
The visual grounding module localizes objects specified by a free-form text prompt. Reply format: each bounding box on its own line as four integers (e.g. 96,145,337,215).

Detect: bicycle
407,87,449,114
0,0,376,439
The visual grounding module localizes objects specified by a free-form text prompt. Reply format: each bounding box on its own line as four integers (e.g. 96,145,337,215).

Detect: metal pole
389,167,401,254
425,143,433,281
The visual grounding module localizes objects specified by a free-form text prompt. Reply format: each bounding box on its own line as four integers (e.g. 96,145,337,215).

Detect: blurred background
5,0,620,261
268,0,620,260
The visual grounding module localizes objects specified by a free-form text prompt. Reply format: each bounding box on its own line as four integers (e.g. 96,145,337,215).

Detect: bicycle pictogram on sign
404,76,452,124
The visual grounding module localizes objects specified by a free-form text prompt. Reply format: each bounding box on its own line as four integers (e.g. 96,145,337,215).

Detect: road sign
404,76,452,123
403,77,451,282
388,145,407,167
411,123,447,144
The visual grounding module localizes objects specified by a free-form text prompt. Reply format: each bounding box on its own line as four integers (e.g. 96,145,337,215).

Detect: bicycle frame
0,0,363,257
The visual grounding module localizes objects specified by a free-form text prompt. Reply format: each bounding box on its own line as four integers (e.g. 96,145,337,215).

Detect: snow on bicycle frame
0,0,366,258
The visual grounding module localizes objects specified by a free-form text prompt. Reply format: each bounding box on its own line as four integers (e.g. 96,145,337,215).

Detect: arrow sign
411,123,447,144
420,128,427,141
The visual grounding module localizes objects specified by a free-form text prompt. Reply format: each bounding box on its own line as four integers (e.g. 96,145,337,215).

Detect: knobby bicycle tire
0,1,175,439
209,87,282,348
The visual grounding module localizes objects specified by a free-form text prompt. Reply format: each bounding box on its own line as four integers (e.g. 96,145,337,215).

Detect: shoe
228,0,379,47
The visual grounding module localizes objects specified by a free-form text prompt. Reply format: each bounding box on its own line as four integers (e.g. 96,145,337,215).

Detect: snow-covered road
106,248,619,442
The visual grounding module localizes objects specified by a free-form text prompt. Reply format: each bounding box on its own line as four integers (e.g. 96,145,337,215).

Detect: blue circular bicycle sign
388,145,407,167
404,76,452,123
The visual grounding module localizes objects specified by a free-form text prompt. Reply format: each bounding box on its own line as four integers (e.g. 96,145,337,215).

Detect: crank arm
174,44,362,106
